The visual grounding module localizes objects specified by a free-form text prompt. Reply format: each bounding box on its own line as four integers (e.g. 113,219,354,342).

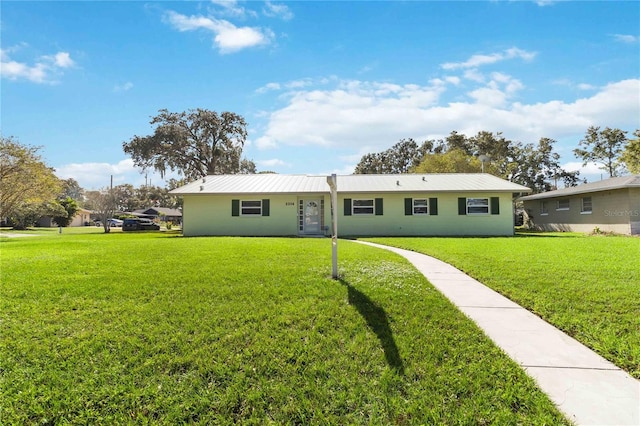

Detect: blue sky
2,1,639,190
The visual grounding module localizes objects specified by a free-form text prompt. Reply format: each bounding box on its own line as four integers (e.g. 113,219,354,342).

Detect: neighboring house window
231,199,270,217
458,197,499,215
344,198,383,216
556,199,570,211
541,201,549,215
581,197,592,214
404,198,439,216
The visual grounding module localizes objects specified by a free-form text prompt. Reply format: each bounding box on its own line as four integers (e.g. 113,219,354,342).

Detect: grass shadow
339,278,405,375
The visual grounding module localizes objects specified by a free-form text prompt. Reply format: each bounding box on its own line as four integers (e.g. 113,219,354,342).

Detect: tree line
1,108,253,231
354,127,640,193
0,136,186,230
4,106,639,230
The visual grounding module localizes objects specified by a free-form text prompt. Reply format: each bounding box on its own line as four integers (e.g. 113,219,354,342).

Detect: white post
327,174,338,279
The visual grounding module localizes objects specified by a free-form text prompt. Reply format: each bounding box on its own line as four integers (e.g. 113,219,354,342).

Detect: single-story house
520,175,640,235
169,174,531,237
132,207,182,224
37,208,93,227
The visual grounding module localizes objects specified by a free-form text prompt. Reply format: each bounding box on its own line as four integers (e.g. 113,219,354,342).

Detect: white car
95,219,123,227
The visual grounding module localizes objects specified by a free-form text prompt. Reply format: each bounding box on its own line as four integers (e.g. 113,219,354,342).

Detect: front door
303,199,321,234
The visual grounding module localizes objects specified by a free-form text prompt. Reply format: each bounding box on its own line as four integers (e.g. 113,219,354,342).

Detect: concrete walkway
356,241,640,426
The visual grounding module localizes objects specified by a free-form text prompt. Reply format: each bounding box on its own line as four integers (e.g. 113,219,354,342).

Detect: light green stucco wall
182,192,516,237
183,194,325,236
336,192,514,236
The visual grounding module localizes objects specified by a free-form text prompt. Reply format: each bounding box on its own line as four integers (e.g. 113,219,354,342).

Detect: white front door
303,199,321,234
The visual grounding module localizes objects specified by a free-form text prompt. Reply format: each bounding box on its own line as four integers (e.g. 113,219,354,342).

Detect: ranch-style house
170,173,531,237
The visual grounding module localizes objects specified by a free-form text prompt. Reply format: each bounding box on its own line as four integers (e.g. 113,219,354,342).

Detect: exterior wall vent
200,185,204,191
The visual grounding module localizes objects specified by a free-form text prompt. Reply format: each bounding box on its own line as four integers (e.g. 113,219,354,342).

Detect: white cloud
254,77,640,167
257,158,289,168
48,52,75,68
441,47,537,70
55,158,181,190
164,10,273,54
256,82,281,93
553,79,595,91
1,47,75,83
577,83,595,91
263,1,294,20
255,136,278,149
56,159,139,190
113,81,134,92
463,69,485,83
256,77,335,94
562,161,609,184
210,0,253,18
611,34,639,44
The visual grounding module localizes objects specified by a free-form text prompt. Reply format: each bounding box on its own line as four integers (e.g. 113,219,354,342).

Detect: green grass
364,233,640,379
0,233,569,424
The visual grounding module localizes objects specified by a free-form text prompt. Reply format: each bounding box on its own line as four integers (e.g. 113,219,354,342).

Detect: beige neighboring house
70,208,93,227
37,208,93,227
520,175,640,235
169,173,531,237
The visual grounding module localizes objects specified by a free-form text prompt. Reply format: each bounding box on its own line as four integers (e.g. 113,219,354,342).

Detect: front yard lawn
0,233,568,424
364,233,640,379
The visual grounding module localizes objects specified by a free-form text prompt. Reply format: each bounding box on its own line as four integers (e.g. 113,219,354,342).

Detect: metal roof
169,173,531,195
519,175,640,201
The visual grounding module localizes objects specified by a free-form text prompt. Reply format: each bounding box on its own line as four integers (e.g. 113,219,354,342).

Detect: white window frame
413,198,429,215
352,199,374,215
556,199,570,211
581,197,592,214
467,198,489,215
241,200,262,216
540,200,549,216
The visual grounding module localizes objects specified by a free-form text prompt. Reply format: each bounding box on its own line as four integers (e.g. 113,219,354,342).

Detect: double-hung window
353,199,374,215
556,199,570,211
466,198,489,214
405,198,438,216
232,199,270,217
581,197,592,214
458,197,499,215
241,200,262,216
412,198,428,215
344,198,383,216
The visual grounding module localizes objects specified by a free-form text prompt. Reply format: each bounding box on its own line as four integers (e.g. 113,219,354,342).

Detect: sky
2,0,639,190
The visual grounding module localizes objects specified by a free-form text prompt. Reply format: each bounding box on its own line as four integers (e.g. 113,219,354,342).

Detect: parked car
122,218,160,231
94,218,123,227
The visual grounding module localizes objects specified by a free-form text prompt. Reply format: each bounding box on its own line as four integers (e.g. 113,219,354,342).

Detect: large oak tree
123,109,252,180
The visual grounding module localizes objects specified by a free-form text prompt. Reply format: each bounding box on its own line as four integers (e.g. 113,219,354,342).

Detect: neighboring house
69,208,93,227
132,207,182,224
169,174,531,237
520,175,640,235
37,208,93,227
